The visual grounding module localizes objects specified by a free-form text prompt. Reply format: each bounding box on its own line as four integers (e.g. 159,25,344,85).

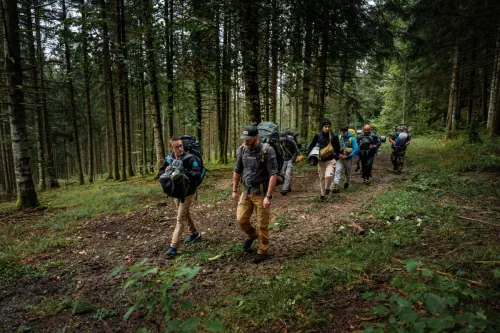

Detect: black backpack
280,130,301,150
159,159,190,198
257,122,284,173
180,135,206,184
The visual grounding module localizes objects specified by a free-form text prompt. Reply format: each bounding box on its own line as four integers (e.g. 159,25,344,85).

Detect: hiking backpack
257,122,284,173
358,134,374,154
180,135,206,184
159,158,190,198
280,130,301,150
395,132,408,151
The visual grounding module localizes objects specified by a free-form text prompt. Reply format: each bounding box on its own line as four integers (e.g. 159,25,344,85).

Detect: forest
1,0,500,332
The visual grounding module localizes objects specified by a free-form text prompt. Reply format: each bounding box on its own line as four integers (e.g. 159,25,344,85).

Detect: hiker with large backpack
357,124,382,185
233,125,278,264
159,136,203,257
280,133,299,196
389,125,411,174
306,119,341,200
332,125,359,192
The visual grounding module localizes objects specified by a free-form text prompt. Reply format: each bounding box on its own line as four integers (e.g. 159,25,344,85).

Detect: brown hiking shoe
243,238,257,252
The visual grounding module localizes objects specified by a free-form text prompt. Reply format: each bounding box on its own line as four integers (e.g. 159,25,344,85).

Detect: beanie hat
321,118,332,127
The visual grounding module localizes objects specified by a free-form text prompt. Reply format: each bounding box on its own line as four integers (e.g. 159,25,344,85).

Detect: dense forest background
2,0,500,208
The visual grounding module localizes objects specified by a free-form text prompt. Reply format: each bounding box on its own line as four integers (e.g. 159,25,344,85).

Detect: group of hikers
158,120,411,263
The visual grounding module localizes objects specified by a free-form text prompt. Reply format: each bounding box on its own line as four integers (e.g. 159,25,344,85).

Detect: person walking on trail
280,134,299,196
306,119,341,200
357,125,381,185
390,125,411,174
159,137,203,257
232,125,278,264
333,125,359,192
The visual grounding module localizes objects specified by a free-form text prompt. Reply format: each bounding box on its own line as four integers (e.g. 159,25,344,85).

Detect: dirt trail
0,153,399,332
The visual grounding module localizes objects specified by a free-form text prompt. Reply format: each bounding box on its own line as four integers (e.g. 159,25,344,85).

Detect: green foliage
112,259,223,333
362,262,500,333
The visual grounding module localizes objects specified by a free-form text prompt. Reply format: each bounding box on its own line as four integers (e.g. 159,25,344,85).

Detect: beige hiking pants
170,195,197,248
318,159,336,196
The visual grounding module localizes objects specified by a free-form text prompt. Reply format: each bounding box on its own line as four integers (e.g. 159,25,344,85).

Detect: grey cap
240,125,258,140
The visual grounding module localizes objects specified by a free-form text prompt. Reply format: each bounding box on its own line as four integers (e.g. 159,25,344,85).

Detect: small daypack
339,134,355,155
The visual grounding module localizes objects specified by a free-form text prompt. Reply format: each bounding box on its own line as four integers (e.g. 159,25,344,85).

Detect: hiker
306,119,341,200
233,125,278,264
332,125,359,192
357,125,381,184
280,134,299,196
159,137,203,256
390,126,411,174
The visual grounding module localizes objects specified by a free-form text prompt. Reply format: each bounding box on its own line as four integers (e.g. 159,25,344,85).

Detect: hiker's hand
369,144,374,150
232,191,239,202
342,154,348,159
263,197,271,209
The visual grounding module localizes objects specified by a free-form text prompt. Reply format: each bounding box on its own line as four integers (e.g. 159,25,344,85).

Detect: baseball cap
240,125,258,140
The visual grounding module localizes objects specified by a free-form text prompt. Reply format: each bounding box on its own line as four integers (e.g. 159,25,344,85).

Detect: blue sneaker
184,232,201,244
166,247,177,256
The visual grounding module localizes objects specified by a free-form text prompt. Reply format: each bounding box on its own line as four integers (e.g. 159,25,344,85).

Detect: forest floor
1,133,500,333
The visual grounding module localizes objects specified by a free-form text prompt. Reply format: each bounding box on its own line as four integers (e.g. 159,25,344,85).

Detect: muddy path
0,153,400,333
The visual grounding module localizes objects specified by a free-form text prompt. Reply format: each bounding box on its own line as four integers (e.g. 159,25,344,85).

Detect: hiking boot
344,183,349,190
280,191,287,197
363,178,371,185
332,185,340,194
320,195,326,201
253,253,269,264
243,238,257,252
325,189,330,196
166,247,177,256
184,232,201,244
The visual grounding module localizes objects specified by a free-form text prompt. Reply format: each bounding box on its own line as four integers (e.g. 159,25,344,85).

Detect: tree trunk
292,2,302,131
488,20,500,133
105,88,113,179
35,0,59,188
445,45,459,139
3,0,40,207
263,3,270,121
468,38,481,144
62,0,84,185
80,0,94,183
114,0,127,180
318,12,329,124
101,0,120,180
121,0,134,177
24,2,47,191
166,0,174,138
239,0,261,124
301,15,312,138
143,0,165,169
270,0,278,123
139,38,148,174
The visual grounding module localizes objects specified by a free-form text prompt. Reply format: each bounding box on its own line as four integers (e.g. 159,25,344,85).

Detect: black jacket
159,152,202,197
307,130,341,161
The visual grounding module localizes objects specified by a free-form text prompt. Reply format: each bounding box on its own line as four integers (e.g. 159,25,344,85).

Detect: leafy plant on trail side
362,259,500,333
112,258,223,333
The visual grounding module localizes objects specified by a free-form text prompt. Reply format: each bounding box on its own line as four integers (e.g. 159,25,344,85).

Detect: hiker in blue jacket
332,125,359,192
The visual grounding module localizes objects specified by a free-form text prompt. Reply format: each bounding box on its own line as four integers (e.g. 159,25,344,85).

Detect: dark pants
391,149,405,172
360,151,374,179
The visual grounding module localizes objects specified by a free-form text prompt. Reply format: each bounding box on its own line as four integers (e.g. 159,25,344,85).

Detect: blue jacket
339,132,359,159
